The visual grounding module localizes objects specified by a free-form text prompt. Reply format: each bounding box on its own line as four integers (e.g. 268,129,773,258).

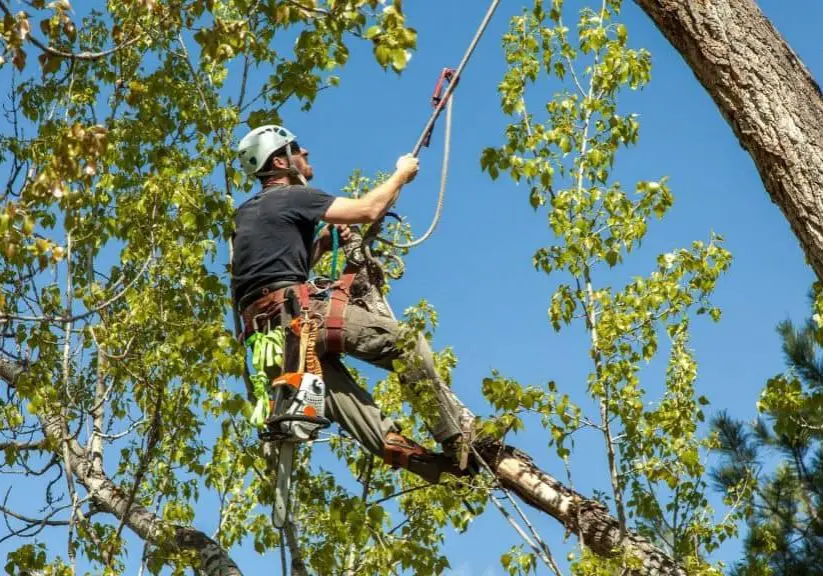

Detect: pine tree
713,316,823,575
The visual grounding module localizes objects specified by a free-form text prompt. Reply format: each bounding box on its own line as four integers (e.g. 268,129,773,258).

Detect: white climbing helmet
237,125,297,176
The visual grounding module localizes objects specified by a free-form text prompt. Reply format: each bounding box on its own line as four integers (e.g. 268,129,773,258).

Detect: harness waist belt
239,268,358,353
237,279,301,312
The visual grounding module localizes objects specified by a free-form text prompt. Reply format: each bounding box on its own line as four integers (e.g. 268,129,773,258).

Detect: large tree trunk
633,0,823,282
342,235,685,575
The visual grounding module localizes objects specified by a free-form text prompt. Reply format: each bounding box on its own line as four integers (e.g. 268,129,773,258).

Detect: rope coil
378,93,453,250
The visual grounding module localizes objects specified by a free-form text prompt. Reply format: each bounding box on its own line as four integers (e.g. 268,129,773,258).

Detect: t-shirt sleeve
290,187,335,224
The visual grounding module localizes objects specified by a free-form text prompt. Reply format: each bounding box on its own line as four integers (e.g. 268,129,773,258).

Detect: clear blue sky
2,1,822,574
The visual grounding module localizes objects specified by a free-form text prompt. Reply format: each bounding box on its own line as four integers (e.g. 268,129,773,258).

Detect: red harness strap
325,267,357,354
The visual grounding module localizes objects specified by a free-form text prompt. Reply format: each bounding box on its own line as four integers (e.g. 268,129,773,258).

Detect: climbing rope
377,91,453,250
363,0,502,261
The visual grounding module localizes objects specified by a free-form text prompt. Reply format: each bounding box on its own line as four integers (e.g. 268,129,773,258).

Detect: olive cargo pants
250,294,464,463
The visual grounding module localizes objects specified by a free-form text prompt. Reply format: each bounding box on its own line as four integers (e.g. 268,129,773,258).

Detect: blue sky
2,0,822,574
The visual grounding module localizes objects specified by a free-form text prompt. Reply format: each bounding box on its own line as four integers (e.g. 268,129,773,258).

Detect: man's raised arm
323,154,419,225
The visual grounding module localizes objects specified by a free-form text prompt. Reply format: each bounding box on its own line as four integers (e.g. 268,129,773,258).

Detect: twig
112,379,164,544
344,455,374,575
0,252,154,324
88,332,106,471
284,521,309,576
369,483,433,506
0,502,69,527
0,0,152,61
93,418,148,441
283,0,331,17
489,492,562,575
58,231,79,573
0,440,46,451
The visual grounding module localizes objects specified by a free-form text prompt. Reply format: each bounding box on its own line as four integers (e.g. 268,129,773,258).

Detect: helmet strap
285,146,308,186
257,145,307,187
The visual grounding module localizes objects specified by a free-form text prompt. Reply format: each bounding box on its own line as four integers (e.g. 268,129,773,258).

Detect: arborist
232,124,468,484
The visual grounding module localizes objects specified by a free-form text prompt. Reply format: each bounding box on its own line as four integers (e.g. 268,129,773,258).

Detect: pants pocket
341,305,401,368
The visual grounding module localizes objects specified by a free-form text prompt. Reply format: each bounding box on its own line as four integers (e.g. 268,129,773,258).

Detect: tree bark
633,0,823,281
479,444,686,576
51,417,243,576
0,365,243,576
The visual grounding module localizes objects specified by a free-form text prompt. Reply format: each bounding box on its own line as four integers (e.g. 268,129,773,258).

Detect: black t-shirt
232,185,335,307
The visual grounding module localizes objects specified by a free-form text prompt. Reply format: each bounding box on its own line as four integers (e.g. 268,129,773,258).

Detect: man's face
273,141,313,181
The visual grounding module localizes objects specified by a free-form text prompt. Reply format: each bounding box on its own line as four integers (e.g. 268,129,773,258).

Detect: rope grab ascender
361,0,502,263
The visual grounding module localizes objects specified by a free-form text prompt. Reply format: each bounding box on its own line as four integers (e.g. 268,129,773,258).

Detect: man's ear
271,155,288,169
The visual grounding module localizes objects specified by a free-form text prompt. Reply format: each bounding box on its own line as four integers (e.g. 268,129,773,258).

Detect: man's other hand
335,224,353,244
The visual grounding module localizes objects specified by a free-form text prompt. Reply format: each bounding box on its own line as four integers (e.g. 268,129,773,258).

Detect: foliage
713,314,823,576
481,0,737,572
0,0,789,574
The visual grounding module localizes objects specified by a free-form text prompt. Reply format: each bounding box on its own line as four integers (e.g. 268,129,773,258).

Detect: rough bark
0,365,243,576
479,444,686,576
0,357,24,384
341,234,685,575
634,0,823,281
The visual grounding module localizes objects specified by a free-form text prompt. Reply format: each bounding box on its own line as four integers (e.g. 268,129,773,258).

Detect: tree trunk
633,0,823,282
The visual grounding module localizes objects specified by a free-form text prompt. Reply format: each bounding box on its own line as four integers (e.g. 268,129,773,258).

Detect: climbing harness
362,0,502,263
308,223,356,354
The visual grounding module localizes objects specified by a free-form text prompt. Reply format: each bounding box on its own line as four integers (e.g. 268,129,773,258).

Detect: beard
300,162,314,181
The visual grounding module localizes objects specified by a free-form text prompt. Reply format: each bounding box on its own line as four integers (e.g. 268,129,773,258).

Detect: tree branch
0,0,151,61
0,358,243,575
0,503,69,527
0,440,46,451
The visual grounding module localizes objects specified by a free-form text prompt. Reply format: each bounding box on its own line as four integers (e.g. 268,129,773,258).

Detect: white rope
379,93,453,250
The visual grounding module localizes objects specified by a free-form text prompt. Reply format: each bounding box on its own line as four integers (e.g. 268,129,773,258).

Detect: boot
383,432,471,484
440,432,481,476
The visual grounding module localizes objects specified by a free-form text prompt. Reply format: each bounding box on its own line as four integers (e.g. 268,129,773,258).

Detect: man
232,124,466,483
